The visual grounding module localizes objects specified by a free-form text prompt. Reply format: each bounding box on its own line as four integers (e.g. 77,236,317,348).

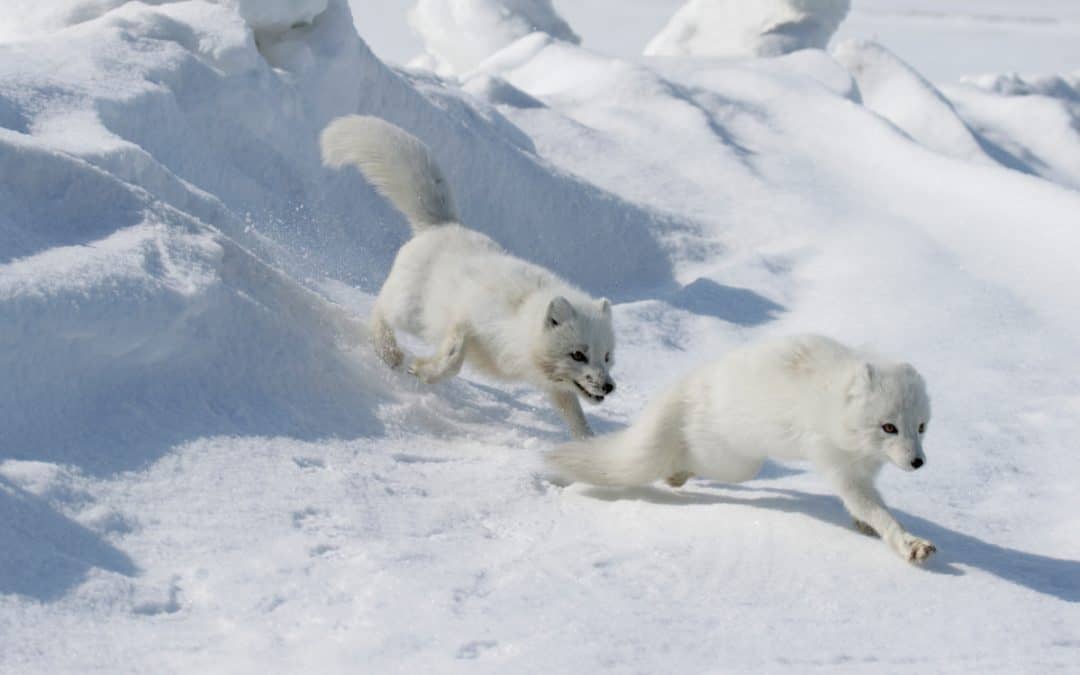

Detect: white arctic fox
320,115,615,438
549,335,937,563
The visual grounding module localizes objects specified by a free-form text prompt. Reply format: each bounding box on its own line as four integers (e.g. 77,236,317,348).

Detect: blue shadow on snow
579,481,1080,603
0,477,137,601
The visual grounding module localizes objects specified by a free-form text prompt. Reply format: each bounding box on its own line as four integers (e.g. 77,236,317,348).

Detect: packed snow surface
645,0,850,58
2,0,1080,673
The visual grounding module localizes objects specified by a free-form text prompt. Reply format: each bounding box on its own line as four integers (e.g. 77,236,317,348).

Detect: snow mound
0,0,673,469
831,39,994,165
407,0,580,75
222,0,328,33
0,0,327,43
0,129,381,474
943,71,1080,190
645,0,850,58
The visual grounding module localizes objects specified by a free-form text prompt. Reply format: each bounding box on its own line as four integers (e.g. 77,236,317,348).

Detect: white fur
321,115,616,438
549,335,937,563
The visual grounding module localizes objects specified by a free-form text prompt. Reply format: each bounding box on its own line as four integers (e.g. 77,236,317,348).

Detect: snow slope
943,71,1080,190
3,1,1080,673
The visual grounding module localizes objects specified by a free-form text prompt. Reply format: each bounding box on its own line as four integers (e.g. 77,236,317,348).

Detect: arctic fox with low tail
549,335,937,563
320,115,615,438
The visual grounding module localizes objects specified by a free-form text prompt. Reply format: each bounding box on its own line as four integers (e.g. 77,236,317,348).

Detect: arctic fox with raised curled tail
320,115,615,438
549,335,938,563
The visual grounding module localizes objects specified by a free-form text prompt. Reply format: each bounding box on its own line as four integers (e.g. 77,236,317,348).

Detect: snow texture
408,0,580,75
2,0,1080,672
645,0,851,58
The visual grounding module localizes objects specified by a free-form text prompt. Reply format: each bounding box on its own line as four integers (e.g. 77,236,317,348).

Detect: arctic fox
320,115,615,438
549,335,937,563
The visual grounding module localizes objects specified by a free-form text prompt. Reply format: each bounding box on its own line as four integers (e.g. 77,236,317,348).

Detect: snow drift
0,0,674,467
645,0,850,58
408,0,580,74
831,39,996,165
943,71,1080,190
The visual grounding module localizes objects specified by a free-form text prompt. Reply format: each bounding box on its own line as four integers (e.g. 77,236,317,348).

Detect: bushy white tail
547,430,667,486
320,115,458,231
548,392,687,486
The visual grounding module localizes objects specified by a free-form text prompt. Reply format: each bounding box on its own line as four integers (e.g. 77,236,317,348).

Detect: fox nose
602,381,615,394
911,458,924,469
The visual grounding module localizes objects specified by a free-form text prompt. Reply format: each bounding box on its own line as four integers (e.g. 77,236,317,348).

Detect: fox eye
605,352,611,363
882,423,898,434
570,351,587,363
918,423,926,434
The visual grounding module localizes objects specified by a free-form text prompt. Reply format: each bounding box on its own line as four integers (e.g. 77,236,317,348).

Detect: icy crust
645,0,850,58
407,0,580,75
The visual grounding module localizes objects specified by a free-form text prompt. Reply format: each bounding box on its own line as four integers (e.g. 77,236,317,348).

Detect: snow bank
0,129,382,473
407,0,580,75
0,0,671,467
943,71,1080,190
831,39,994,165
645,0,850,58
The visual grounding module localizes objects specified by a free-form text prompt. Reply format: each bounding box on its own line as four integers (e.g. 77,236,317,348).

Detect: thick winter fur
549,335,937,563
320,115,615,438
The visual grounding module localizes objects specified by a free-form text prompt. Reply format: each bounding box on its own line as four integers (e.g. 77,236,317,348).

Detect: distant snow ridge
943,71,1080,190
831,39,994,166
408,0,580,75
645,0,850,58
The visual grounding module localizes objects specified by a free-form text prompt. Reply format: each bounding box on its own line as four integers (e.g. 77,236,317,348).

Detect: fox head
841,361,931,471
535,296,616,404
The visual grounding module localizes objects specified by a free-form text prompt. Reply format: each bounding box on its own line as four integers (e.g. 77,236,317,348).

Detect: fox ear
545,296,574,329
847,362,875,398
598,298,611,316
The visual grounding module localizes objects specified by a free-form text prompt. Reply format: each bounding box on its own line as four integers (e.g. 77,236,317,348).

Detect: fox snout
583,372,615,395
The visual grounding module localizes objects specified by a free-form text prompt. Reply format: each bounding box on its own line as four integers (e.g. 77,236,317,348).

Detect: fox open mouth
573,380,605,403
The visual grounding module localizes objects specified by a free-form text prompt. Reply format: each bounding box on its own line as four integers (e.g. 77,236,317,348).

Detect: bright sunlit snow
1,0,1078,673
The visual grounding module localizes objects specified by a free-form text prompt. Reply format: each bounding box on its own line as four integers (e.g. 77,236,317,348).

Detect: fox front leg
548,389,592,440
825,468,936,564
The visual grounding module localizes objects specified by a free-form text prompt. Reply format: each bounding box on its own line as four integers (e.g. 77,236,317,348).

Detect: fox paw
407,358,436,383
665,471,694,488
898,534,936,564
408,358,453,384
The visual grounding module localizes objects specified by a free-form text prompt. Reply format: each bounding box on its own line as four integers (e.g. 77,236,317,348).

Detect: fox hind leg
371,310,404,369
409,324,468,384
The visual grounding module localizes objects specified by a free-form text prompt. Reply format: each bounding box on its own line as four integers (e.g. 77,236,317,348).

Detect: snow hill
2,0,1079,672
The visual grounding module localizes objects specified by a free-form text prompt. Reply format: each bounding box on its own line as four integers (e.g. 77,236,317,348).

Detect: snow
830,39,995,165
407,0,579,75
644,0,851,58
3,0,1080,672
942,71,1080,190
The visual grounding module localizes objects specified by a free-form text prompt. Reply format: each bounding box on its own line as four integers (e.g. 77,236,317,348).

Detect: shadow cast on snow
578,479,1080,603
655,277,785,326
0,477,137,601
